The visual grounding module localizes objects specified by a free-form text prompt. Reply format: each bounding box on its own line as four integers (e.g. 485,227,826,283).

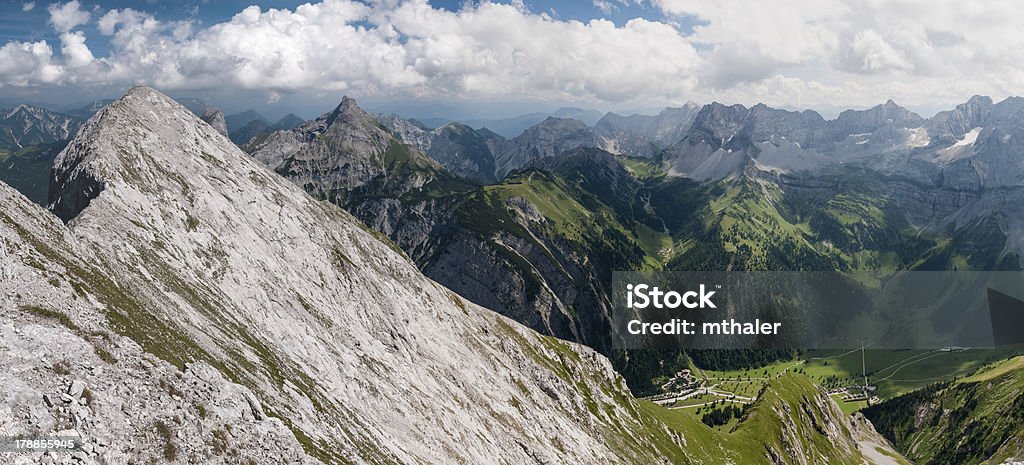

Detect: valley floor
649,348,1022,426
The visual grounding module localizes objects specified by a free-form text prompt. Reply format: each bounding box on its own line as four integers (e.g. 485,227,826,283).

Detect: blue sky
0,1,1021,120
2,1,344,54
1,1,682,56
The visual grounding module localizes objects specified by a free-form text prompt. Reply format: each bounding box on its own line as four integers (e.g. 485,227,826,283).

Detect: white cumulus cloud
47,0,91,33
651,0,1024,107
3,0,1024,111
0,41,61,86
59,31,94,68
843,30,914,73
3,0,704,104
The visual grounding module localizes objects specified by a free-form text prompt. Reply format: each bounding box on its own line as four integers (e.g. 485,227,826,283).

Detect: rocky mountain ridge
0,105,82,152
594,103,702,158
1,182,318,465
252,101,639,354
32,86,677,463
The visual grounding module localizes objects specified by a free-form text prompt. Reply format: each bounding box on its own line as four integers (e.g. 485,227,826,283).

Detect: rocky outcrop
200,108,229,137
46,111,109,223
928,95,993,144
377,114,434,151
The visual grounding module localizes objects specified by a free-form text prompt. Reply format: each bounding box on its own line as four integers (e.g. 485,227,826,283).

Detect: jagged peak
693,101,750,126
966,95,993,106
5,104,32,117
702,101,748,112
4,103,55,119
335,95,365,116
861,98,909,114
314,95,374,129
835,98,923,126
282,95,382,143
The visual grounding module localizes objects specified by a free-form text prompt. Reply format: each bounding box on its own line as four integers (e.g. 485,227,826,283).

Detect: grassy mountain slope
864,355,1024,465
644,373,906,465
644,168,936,273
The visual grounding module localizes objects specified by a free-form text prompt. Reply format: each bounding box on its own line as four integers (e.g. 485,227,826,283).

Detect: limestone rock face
8,86,678,464
200,108,229,138
594,103,701,158
250,96,447,198
0,183,315,465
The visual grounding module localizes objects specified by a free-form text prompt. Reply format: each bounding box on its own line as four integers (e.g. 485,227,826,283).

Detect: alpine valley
3,87,1024,465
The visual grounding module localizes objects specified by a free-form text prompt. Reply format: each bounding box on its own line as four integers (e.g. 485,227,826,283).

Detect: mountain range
9,91,1024,365
240,93,1024,381
0,86,920,465
0,104,81,152
0,105,83,205
6,87,1024,464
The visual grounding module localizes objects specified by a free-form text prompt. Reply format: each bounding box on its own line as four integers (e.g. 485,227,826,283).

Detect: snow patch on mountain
951,126,982,148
